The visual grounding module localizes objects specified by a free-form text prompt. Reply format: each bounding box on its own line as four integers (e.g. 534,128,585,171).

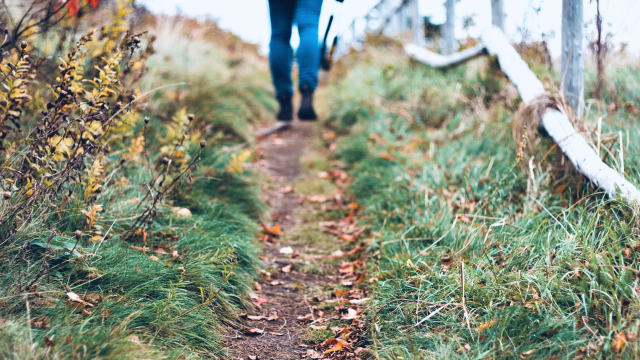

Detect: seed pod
144,116,149,124
75,230,82,240
3,191,11,199
0,99,8,107
20,41,27,50
200,140,206,148
161,157,170,164
187,114,194,121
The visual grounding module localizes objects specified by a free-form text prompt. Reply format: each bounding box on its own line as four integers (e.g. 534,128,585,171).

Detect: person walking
268,0,323,121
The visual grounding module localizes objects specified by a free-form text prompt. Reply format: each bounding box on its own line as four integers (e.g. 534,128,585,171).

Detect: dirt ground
227,123,329,359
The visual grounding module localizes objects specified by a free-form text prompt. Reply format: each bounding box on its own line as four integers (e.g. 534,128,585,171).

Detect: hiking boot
276,94,293,121
297,85,317,121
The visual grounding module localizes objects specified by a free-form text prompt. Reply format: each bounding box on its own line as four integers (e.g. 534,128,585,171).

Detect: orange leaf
613,333,627,352
378,153,396,161
262,223,281,237
66,0,79,17
476,320,495,333
324,339,345,354
89,0,99,8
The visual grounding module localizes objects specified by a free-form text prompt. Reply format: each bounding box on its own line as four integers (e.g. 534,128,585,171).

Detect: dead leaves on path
260,223,282,243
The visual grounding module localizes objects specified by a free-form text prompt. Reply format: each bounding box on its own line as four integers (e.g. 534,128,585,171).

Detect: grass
0,6,275,359
325,39,640,358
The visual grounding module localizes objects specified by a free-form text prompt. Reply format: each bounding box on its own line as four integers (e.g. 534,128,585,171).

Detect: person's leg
294,0,323,120
268,0,296,120
294,0,323,91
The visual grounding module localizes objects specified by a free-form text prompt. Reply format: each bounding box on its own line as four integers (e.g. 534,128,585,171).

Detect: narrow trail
228,123,330,359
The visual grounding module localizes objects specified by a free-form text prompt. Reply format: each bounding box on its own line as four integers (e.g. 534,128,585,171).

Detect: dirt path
227,116,370,360
227,123,326,359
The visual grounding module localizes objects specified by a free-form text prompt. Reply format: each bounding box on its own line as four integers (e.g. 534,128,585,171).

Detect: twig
461,262,473,339
414,299,455,327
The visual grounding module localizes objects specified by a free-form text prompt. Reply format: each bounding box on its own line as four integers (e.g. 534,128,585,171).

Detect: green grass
0,12,274,359
326,43,640,359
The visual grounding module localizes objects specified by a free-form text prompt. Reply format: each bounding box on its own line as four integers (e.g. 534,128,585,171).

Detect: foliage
0,1,272,358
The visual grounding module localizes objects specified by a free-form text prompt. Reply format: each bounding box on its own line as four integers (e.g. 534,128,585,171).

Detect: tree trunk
441,0,456,55
491,0,505,32
561,0,584,118
410,0,423,45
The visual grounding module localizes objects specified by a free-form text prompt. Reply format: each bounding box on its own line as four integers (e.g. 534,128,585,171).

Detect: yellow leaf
227,150,252,174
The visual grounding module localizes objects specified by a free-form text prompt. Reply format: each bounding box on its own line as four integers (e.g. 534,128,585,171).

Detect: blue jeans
268,0,323,98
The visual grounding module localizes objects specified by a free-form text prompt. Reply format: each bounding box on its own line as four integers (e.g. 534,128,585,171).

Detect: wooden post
561,0,584,118
442,0,456,55
491,0,505,32
410,0,423,45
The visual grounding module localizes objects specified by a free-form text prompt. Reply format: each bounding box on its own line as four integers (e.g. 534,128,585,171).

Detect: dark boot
297,85,317,121
276,94,293,121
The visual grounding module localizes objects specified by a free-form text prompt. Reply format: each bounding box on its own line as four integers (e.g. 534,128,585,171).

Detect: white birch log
404,43,485,68
441,0,456,55
480,26,640,202
561,0,585,118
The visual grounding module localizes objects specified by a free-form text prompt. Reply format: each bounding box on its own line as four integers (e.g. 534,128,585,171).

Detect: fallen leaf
456,344,471,354
277,185,294,194
613,333,627,352
477,320,495,333
269,332,284,336
349,297,370,305
44,336,56,348
306,349,323,359
263,223,282,237
130,335,142,345
324,338,349,354
269,280,281,286
521,348,536,356
323,132,336,140
378,153,396,161
254,282,262,291
329,250,344,257
244,328,264,335
281,264,293,273
339,264,354,274
341,308,358,320
66,292,94,307
279,246,294,255
101,309,111,317
306,195,329,203
298,314,313,324
309,325,328,330
249,293,269,306
317,172,330,178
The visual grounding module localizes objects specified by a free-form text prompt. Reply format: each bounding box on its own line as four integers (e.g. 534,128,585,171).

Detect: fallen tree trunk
405,26,640,203
404,43,485,68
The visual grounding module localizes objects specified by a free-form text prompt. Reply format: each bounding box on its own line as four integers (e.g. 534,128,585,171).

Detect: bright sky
140,0,640,59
